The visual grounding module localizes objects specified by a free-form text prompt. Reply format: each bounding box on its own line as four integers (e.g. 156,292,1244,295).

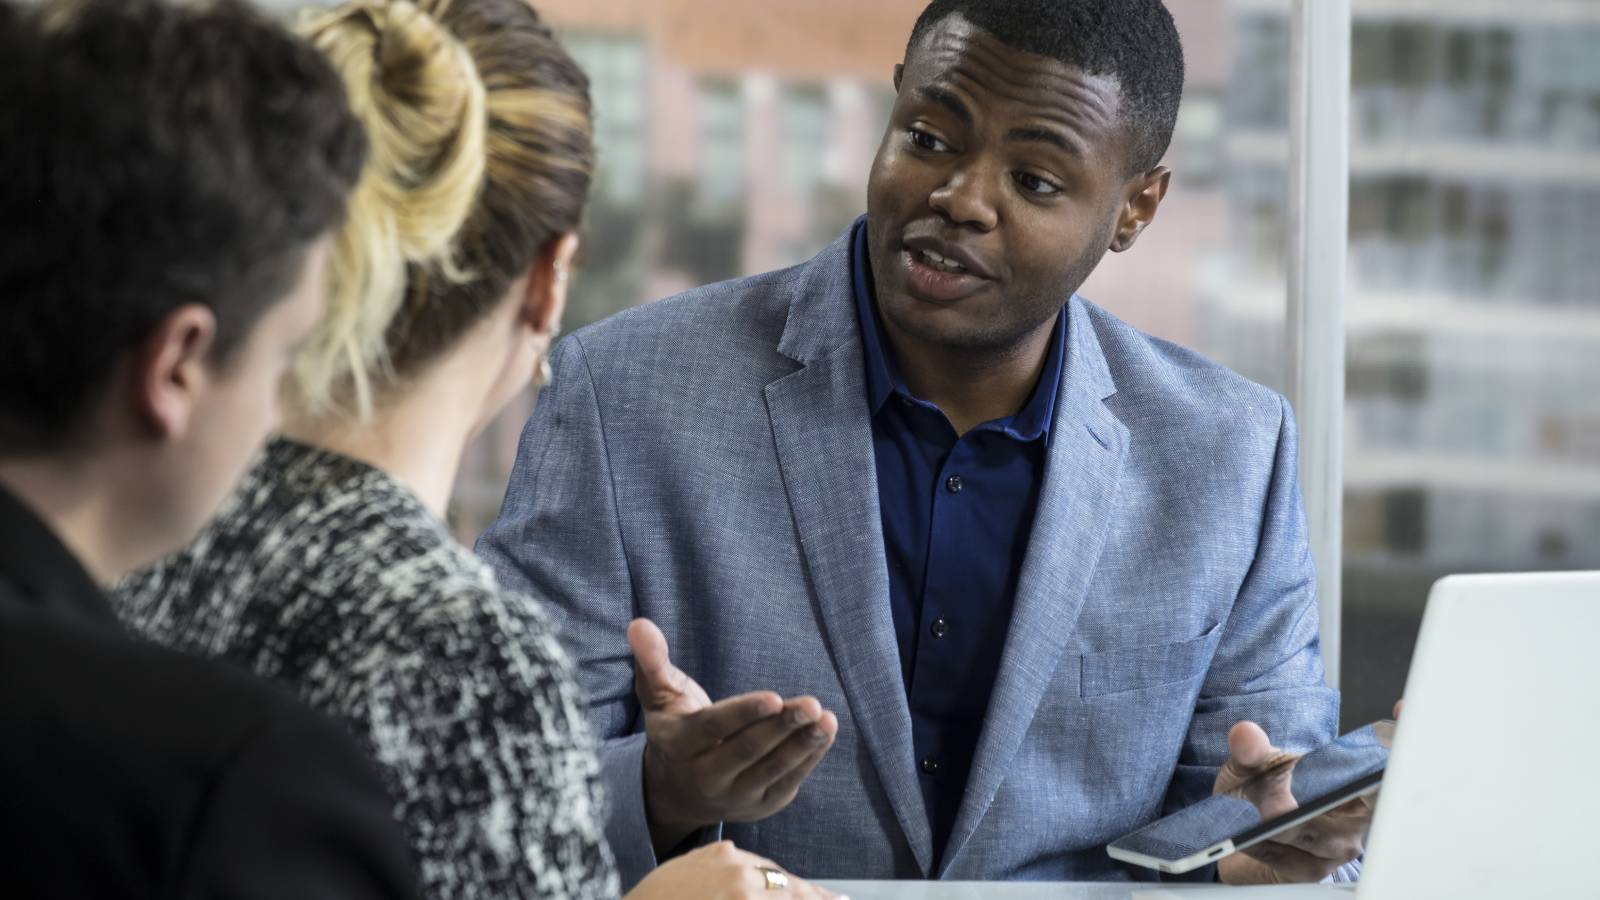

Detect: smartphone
1106,720,1394,874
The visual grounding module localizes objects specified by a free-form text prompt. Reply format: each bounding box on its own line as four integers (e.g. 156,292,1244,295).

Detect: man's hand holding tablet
1108,713,1397,881
1214,721,1378,884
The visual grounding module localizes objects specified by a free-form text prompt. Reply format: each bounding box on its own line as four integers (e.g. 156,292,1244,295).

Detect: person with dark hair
481,0,1366,888
110,0,840,898
0,0,420,897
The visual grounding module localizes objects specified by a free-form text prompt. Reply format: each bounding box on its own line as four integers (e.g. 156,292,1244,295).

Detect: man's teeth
917,249,968,274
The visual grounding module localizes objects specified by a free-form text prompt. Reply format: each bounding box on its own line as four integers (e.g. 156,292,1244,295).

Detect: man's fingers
700,698,822,785
1324,794,1374,818
1243,838,1353,883
756,712,838,806
724,708,836,800
1393,698,1405,720
670,690,786,748
1267,810,1368,875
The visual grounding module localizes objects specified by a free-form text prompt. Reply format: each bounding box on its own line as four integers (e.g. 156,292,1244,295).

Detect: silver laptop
1359,571,1600,899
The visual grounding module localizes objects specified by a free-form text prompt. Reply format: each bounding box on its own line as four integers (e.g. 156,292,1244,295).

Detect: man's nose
928,162,999,232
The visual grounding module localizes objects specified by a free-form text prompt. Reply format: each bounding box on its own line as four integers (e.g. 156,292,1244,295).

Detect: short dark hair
906,0,1185,175
0,0,366,455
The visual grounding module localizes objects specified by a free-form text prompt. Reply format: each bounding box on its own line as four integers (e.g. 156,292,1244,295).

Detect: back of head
907,0,1185,175
0,0,366,456
293,0,595,419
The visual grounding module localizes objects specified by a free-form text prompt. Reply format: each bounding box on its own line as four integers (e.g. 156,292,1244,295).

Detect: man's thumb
628,618,677,697
1227,720,1277,769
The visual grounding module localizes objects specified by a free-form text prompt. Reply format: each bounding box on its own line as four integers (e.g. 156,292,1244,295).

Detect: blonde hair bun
293,0,487,417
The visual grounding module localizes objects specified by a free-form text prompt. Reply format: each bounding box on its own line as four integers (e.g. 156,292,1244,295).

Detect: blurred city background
271,0,1600,728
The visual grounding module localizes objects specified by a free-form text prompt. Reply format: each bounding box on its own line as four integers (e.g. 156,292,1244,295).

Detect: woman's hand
625,841,847,900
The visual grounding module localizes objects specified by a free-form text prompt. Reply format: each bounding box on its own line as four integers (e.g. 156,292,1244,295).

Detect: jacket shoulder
567,263,808,367
1080,299,1289,453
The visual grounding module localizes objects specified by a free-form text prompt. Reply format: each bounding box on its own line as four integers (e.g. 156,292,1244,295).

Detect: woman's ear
521,231,580,337
131,304,218,440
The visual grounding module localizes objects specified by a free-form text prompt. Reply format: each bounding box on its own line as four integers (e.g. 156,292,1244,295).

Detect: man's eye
908,128,950,152
1014,172,1062,196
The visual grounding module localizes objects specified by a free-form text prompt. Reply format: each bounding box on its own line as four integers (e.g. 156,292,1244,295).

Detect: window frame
1287,0,1352,688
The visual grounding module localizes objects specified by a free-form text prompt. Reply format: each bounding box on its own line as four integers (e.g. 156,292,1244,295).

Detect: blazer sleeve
477,335,701,890
176,705,420,900
1158,395,1343,881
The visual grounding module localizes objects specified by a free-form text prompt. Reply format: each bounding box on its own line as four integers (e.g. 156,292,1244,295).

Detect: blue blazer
478,227,1339,886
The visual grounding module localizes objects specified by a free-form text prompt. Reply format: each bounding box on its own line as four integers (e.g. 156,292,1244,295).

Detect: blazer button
930,617,950,639
945,475,963,494
921,756,939,775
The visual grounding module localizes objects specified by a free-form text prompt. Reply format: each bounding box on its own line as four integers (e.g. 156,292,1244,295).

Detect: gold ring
757,864,789,891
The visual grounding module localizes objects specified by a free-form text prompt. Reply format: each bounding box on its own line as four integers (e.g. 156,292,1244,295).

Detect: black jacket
0,485,420,900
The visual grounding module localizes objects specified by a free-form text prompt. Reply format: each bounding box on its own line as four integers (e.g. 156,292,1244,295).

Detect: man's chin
881,296,1020,355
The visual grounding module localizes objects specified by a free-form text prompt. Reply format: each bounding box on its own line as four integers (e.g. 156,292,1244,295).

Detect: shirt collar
0,481,115,624
850,216,900,415
848,215,1067,442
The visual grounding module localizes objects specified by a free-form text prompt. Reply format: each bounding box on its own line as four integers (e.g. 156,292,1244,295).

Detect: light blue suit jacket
478,228,1339,887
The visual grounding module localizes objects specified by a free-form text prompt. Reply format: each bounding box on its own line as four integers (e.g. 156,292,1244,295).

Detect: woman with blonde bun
113,1,841,898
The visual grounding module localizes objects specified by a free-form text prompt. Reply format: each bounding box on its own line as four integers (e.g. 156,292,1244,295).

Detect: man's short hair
906,0,1185,176
0,0,366,455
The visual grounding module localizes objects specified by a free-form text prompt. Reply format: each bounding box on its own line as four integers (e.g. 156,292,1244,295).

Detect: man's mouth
900,247,989,304
912,247,969,275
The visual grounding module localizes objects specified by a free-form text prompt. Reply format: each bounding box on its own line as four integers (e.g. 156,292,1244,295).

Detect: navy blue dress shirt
848,220,1066,864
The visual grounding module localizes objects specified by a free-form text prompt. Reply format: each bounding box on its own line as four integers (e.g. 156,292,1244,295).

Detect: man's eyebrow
1007,125,1087,159
913,84,973,126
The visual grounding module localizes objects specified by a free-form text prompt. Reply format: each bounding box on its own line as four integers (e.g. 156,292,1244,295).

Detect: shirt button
945,475,963,494
921,756,939,775
930,617,950,639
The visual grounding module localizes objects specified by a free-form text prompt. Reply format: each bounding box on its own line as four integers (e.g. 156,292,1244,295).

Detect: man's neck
881,315,1057,437
0,459,126,585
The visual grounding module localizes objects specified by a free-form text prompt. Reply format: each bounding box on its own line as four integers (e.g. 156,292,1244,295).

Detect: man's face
866,15,1141,354
164,238,330,547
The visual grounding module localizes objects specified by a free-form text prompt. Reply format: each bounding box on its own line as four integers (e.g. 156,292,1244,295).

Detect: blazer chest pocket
1079,621,1223,698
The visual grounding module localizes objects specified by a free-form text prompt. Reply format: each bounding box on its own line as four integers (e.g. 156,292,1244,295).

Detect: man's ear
1109,166,1172,253
131,304,218,440
520,232,580,336
893,63,904,92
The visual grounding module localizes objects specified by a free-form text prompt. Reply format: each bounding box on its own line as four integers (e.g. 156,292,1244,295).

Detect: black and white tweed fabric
113,437,620,900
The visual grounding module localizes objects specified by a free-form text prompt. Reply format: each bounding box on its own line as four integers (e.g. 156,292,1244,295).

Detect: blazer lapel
763,233,935,874
940,296,1130,873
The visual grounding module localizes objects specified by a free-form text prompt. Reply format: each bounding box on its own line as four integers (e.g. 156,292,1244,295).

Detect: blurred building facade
1218,0,1600,724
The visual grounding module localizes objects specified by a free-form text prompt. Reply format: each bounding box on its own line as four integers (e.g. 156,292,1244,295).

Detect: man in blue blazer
480,0,1366,887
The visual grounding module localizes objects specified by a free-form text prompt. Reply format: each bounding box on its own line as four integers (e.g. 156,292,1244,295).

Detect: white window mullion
1287,0,1351,689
